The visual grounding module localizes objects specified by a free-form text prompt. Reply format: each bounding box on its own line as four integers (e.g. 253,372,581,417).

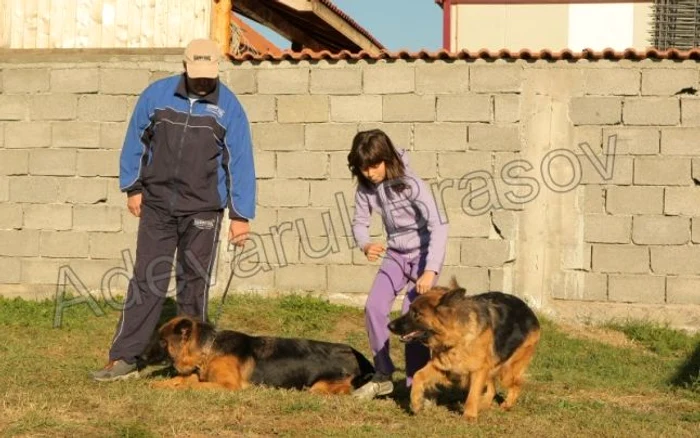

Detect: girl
348,129,449,400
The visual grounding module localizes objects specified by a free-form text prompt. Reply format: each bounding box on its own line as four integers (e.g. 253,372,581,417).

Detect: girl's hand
363,243,385,262
416,271,437,294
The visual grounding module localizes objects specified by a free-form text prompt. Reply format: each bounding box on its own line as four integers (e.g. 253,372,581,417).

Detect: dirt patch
557,322,641,349
328,313,365,342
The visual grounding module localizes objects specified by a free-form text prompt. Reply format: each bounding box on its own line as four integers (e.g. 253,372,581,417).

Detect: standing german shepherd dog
150,316,375,395
388,278,540,421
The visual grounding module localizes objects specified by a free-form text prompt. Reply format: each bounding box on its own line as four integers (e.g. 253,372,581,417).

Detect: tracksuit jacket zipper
169,99,195,213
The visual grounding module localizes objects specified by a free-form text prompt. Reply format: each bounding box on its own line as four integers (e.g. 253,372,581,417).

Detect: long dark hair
347,129,405,191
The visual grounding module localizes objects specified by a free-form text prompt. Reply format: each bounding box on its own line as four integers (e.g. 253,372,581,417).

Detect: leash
212,243,239,326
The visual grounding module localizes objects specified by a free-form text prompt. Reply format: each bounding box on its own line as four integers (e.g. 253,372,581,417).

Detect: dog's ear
438,287,466,308
448,276,461,290
173,318,194,341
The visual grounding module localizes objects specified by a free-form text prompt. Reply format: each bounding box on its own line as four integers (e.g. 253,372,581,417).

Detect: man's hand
415,271,437,294
228,219,250,247
127,193,142,217
363,242,385,262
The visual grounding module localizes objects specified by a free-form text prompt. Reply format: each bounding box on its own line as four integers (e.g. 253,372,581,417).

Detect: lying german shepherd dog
388,278,540,420
150,315,375,395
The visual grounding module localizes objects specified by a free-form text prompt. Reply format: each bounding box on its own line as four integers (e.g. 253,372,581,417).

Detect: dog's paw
149,379,179,389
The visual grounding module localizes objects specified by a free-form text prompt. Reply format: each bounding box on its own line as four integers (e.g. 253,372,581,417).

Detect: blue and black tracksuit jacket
119,74,256,220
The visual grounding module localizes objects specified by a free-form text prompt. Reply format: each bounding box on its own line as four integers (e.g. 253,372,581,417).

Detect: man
91,38,256,381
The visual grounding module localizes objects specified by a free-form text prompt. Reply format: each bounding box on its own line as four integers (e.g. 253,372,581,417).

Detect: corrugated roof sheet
229,47,700,62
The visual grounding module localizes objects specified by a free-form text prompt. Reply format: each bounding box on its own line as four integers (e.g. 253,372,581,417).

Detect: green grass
0,293,698,437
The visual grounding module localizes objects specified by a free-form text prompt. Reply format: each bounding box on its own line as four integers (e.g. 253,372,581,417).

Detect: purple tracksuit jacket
351,149,448,273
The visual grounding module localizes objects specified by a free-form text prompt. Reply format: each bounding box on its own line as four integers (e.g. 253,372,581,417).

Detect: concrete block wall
1,51,699,329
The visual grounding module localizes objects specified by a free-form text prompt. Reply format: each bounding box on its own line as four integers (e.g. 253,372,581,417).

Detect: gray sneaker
91,360,139,382
352,380,394,400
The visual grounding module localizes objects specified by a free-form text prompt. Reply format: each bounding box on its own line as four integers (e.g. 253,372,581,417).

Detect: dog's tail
350,347,376,389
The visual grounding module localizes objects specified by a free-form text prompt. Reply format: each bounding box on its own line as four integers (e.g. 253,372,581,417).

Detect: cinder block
78,95,128,122
363,65,414,94
122,210,139,233
437,151,492,178
439,266,490,293
9,176,60,203
577,154,633,185
311,68,362,94
50,68,99,93
237,96,276,123
53,122,100,148
584,214,631,243
20,258,66,284
0,230,40,256
667,276,700,304
309,180,354,207
24,204,72,230
330,96,382,122
101,123,127,150
583,185,605,214
73,206,122,231
89,232,137,259
100,69,150,95
30,94,78,120
305,123,357,151
461,238,511,267
416,64,469,94
6,122,51,148
0,95,26,120
592,244,648,274
641,68,698,96
584,68,640,95
3,68,49,93
681,98,700,126
651,246,700,275
632,215,689,245
623,97,680,125
494,94,520,123
105,178,125,206
554,272,607,301
470,65,521,93
606,186,663,215
0,177,7,202
443,239,461,266
0,150,29,175
665,188,700,216
252,123,304,151
276,152,327,179
408,151,438,179
661,127,700,155
569,97,622,125
299,237,353,265
437,94,491,122
608,274,665,304
415,123,467,151
602,127,659,155
634,157,690,185
327,264,380,294
222,69,256,95
257,68,309,94
76,150,120,177
29,150,76,176
0,257,21,283
68,258,129,291
383,95,435,122
329,152,353,179
277,96,329,123
693,217,700,243
469,124,520,151
0,204,22,229
258,180,309,207
58,178,108,204
255,151,275,179
444,210,490,237
276,264,327,291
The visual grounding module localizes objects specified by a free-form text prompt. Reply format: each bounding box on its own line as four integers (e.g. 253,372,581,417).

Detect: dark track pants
108,203,223,364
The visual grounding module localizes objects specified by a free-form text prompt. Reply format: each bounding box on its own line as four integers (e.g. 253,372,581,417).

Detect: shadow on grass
386,379,500,416
670,342,700,391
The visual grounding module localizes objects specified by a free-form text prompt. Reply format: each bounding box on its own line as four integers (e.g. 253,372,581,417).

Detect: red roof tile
228,47,700,62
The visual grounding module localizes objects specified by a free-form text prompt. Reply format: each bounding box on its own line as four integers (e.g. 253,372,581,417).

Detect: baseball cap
184,39,221,79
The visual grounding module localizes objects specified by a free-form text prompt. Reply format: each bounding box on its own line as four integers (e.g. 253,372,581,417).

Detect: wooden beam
234,0,327,51
276,0,314,11
210,0,232,55
311,0,381,55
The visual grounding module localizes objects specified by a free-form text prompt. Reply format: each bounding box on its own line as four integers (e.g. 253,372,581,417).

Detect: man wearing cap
91,38,256,381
